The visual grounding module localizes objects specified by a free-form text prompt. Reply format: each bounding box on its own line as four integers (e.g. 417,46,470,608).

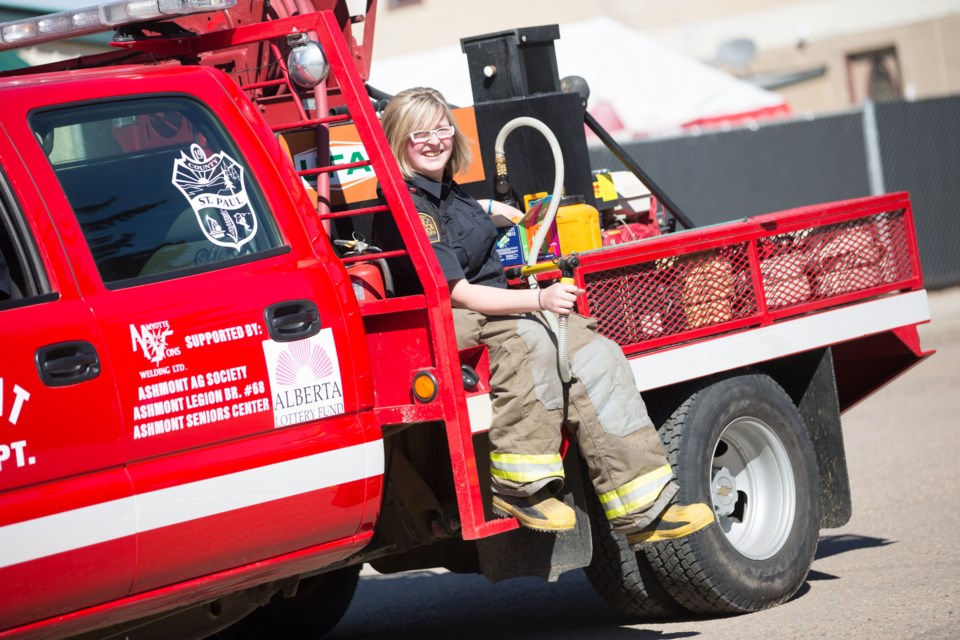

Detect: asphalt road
327,287,960,640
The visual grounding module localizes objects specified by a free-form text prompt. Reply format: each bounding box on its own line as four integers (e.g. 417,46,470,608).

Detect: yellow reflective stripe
599,465,672,505
599,464,672,520
604,487,664,519
491,468,565,482
490,453,563,465
490,452,564,483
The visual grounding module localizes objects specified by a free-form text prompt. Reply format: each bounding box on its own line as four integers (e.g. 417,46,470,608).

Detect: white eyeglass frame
409,125,455,143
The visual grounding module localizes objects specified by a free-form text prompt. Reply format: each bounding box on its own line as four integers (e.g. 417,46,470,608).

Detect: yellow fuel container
556,196,602,255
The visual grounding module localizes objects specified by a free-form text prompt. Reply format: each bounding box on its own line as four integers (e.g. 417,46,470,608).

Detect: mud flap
758,347,852,528
475,444,593,583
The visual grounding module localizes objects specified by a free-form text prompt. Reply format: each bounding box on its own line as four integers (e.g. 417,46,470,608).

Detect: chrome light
287,33,329,89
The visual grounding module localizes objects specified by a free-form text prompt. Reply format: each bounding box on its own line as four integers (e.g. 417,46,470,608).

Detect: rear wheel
582,461,685,619
645,372,820,614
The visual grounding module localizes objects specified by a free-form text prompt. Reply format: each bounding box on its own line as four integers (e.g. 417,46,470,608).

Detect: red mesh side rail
760,209,913,315
576,196,921,355
584,244,757,351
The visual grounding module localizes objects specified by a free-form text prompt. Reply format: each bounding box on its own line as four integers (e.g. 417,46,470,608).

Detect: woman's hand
449,279,583,316
538,282,584,315
480,199,525,225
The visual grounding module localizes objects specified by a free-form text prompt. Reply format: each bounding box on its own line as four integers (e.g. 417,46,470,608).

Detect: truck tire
239,564,361,639
583,475,685,619
644,372,820,614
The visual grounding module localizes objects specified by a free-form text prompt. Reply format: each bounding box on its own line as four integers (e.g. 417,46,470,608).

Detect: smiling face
405,110,453,182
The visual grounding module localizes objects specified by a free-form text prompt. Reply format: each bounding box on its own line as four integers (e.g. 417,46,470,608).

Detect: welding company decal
262,329,345,428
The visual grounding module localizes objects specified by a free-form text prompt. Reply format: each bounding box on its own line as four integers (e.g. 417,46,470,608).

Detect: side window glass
0,171,50,308
31,98,284,286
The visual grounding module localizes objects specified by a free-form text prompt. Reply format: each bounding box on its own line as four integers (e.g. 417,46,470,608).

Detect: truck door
28,92,380,596
0,133,132,630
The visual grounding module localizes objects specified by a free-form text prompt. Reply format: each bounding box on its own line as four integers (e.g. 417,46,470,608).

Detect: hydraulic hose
493,117,571,383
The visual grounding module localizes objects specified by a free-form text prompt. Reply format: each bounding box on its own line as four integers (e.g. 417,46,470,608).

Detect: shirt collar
410,173,456,201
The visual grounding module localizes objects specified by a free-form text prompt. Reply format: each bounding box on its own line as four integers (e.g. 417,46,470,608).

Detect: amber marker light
412,371,438,403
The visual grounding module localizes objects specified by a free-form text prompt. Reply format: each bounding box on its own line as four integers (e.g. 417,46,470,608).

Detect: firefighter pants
453,308,679,533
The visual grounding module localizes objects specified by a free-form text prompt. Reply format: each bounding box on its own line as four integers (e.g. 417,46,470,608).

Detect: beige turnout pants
453,308,678,533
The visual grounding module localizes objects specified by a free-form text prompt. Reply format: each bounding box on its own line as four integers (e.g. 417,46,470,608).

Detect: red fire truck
0,1,932,638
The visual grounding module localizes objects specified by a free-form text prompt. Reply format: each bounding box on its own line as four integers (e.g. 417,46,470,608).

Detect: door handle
264,299,321,342
36,341,101,387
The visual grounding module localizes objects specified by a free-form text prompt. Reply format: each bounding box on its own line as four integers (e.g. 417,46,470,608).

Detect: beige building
371,0,960,115
4,0,958,116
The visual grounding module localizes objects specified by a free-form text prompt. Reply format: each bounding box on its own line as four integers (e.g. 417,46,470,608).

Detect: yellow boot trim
627,502,715,545
492,493,576,532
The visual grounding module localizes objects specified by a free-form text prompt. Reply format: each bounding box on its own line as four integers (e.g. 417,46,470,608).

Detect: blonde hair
380,87,472,180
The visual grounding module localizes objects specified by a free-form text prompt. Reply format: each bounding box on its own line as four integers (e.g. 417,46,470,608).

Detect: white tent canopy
368,16,787,137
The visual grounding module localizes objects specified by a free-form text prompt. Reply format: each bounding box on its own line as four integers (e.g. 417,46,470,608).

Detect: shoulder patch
418,212,441,243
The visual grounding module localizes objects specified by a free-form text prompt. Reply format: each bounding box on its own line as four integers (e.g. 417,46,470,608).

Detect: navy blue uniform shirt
374,173,508,295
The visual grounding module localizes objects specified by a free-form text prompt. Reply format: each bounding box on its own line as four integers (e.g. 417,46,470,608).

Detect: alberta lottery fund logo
262,329,345,428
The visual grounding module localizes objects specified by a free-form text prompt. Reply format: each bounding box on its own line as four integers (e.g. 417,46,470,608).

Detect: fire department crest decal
172,144,259,251
419,212,441,243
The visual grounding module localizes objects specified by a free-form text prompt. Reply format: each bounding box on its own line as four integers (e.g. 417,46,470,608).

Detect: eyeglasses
409,126,455,143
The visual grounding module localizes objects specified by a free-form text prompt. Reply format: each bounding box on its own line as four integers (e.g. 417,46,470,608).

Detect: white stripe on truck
465,291,930,433
628,290,929,391
0,440,384,568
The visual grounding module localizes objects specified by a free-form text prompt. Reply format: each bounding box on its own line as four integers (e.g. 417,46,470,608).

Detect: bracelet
486,199,493,215
537,288,544,310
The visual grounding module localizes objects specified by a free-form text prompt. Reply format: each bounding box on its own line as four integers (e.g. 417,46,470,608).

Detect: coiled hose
493,117,571,383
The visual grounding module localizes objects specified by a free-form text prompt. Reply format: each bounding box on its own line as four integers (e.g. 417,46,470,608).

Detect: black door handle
36,341,101,387
264,299,321,342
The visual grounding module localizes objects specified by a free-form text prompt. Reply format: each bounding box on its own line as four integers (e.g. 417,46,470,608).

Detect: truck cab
0,53,383,636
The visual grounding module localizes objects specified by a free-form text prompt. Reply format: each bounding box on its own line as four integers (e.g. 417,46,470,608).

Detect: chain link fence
589,95,960,289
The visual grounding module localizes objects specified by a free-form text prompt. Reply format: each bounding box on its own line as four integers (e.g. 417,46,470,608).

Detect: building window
846,47,902,104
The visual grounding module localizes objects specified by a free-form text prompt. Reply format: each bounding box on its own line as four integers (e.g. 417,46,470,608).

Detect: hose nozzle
557,254,580,282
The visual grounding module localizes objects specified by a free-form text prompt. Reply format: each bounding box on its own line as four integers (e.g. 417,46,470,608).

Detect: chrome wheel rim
711,416,796,560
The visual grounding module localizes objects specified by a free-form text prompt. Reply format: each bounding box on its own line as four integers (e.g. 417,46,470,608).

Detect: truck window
30,98,284,286
0,170,50,307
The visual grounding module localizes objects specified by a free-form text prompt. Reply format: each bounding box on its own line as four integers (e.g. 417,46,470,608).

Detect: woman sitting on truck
375,87,713,547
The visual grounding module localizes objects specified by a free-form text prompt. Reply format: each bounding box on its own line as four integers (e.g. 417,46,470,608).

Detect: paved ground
329,287,960,640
